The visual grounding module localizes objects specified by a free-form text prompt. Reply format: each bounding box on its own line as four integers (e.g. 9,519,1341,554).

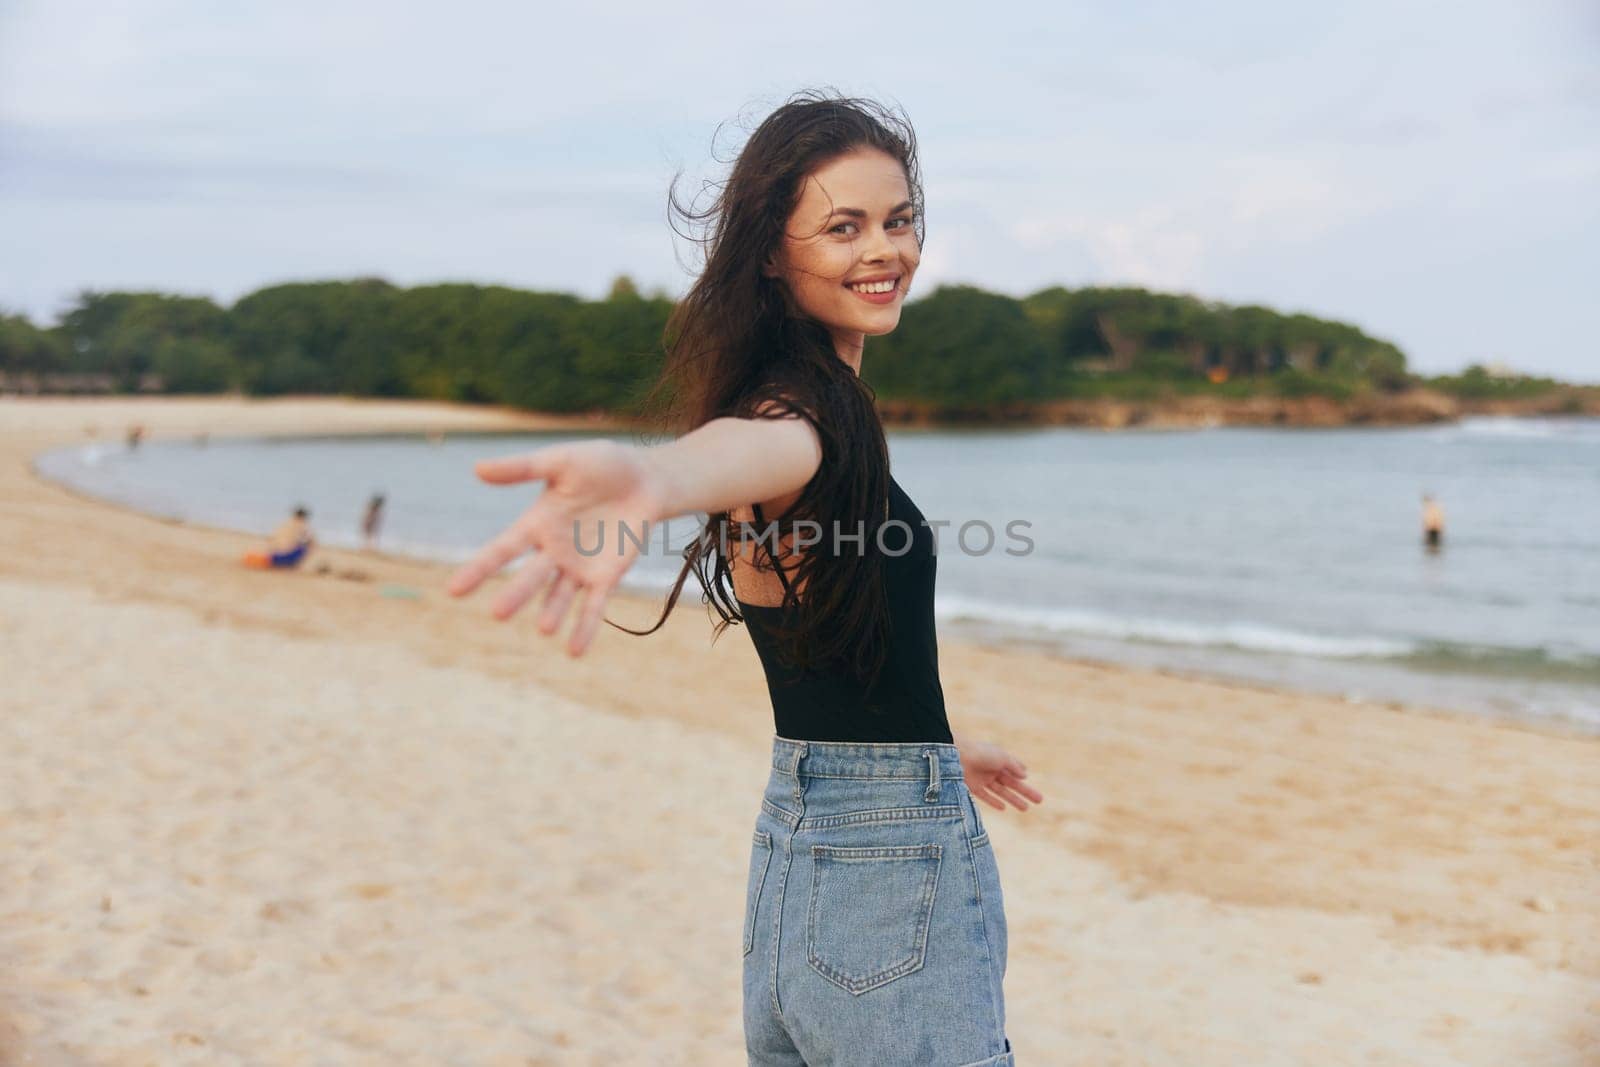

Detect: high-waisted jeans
743,736,1014,1066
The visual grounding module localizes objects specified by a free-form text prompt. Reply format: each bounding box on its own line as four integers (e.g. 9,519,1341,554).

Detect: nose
860,224,897,265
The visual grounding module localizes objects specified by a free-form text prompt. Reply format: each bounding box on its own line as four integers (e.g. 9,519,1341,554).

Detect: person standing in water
362,493,386,550
447,92,1038,1065
1422,493,1446,552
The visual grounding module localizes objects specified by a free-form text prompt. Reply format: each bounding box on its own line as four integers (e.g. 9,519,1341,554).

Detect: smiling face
767,146,921,371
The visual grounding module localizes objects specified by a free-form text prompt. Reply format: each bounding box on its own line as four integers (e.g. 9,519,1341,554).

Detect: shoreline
44,453,1595,743
877,389,1600,429
26,398,1595,744
10,386,1600,435
2,396,1595,1063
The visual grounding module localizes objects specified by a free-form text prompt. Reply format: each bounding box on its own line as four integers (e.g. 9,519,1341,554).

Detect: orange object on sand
242,541,311,570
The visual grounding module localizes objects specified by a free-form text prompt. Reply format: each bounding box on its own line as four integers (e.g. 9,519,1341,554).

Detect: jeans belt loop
790,742,808,804
924,748,940,803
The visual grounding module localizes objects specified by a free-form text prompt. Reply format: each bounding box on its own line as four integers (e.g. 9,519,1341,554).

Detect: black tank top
737,473,953,744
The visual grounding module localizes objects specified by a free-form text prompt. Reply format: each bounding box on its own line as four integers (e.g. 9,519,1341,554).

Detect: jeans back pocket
744,830,772,957
806,842,942,995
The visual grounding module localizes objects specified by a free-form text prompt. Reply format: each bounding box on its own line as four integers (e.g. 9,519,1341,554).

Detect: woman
448,91,1041,1065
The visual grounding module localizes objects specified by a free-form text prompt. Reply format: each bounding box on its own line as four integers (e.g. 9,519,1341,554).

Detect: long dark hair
610,89,925,686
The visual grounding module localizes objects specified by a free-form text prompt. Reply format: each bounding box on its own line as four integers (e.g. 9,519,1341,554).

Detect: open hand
446,439,663,657
960,738,1044,812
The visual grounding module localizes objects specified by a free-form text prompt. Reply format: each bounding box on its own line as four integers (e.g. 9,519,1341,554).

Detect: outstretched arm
636,409,822,522
446,409,822,657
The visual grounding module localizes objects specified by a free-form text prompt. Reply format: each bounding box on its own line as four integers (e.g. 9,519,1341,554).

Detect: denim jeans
743,736,1014,1066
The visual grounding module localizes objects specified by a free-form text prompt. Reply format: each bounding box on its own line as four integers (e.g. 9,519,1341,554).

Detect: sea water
35,415,1600,731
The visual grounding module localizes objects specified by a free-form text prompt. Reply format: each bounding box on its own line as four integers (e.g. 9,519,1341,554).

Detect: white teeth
849,279,898,294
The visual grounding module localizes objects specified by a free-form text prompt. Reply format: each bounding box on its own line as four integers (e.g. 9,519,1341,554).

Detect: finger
992,781,1033,811
447,522,535,597
567,577,614,658
491,552,558,621
1003,775,1045,804
538,571,580,636
474,447,565,486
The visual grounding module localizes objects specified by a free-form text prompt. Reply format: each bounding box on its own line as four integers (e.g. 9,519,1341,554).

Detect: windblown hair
610,89,925,686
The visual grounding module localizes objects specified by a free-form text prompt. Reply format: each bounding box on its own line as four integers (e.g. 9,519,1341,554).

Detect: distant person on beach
1422,493,1445,552
243,506,315,570
125,424,144,451
362,493,386,549
447,92,1039,1063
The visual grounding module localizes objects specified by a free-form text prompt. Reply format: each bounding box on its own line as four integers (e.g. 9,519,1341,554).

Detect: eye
830,221,858,235
887,215,914,230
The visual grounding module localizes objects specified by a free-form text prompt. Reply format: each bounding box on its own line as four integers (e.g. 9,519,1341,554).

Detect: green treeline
0,277,1467,408
0,277,673,411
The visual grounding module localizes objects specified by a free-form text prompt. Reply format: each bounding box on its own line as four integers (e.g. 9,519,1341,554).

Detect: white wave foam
1454,416,1600,443
934,593,1414,659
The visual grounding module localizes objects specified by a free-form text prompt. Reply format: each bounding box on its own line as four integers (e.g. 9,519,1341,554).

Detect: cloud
1,0,1597,379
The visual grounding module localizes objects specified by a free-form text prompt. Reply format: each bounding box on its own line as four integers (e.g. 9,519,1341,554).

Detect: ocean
34,415,1600,732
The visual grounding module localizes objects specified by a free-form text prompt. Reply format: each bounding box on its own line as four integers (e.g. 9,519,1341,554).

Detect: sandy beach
0,396,1595,1066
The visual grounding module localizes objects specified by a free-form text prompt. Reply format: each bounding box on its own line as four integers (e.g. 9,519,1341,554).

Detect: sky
2,1,1596,380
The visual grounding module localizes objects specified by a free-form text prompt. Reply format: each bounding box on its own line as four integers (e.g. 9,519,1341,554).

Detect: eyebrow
827,200,913,219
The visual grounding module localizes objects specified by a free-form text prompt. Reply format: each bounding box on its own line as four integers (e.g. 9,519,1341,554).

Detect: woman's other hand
958,738,1044,813
446,439,665,657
